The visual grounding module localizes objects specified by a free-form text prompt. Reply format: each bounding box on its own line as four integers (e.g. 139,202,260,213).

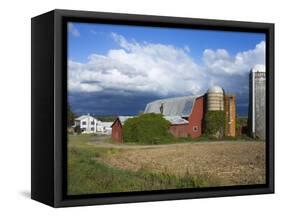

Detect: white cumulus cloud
203,41,265,75
68,33,265,96
69,33,206,95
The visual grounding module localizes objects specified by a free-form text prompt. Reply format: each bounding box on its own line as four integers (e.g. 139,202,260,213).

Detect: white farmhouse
73,114,98,134
73,114,113,134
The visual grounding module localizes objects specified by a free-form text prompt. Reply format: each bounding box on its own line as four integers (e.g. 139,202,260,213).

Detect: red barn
145,95,205,138
111,95,205,142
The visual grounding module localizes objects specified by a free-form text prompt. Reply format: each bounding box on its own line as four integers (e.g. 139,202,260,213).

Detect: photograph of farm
67,22,266,195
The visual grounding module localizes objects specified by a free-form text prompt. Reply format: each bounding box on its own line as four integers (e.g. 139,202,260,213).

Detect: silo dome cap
252,64,265,73
207,85,224,94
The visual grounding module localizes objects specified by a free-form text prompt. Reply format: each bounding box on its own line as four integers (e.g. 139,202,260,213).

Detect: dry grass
96,141,266,186
68,134,211,194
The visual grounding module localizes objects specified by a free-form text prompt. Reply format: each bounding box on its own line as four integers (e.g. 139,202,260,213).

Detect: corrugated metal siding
207,92,224,111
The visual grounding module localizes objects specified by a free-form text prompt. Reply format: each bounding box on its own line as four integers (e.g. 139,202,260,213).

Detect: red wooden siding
186,96,204,138
111,119,123,143
169,124,189,137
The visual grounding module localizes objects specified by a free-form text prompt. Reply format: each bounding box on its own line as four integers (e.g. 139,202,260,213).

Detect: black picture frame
31,9,274,207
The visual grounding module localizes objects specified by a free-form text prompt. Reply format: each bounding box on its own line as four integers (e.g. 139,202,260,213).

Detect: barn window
193,126,198,132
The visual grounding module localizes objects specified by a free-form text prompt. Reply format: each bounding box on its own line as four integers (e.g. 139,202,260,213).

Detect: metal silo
248,65,266,140
207,86,224,111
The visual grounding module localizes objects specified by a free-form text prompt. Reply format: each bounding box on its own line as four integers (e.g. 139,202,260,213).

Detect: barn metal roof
118,116,134,125
144,96,198,117
117,115,188,126
163,116,189,125
99,122,114,127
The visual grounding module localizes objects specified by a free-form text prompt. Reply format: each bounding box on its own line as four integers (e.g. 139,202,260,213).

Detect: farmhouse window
82,121,86,125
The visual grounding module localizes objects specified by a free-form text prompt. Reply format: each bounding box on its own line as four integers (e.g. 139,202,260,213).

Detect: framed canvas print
31,9,274,207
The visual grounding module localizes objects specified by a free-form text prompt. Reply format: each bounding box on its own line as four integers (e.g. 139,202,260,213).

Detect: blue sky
68,23,265,63
67,22,266,116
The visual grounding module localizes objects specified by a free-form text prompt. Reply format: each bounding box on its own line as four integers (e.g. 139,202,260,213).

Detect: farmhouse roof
144,96,198,117
75,115,92,120
75,114,97,121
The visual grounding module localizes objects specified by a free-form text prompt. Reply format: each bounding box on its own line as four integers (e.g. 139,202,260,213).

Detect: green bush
123,113,173,144
74,125,82,134
67,103,76,127
204,111,225,139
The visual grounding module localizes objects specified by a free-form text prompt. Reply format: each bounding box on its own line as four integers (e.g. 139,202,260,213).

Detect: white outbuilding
96,121,113,135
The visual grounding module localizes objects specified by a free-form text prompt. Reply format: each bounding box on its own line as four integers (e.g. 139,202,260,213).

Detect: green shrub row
123,113,174,144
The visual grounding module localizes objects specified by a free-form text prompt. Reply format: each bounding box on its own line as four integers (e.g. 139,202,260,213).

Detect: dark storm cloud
68,69,252,117
69,83,250,117
68,91,161,116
